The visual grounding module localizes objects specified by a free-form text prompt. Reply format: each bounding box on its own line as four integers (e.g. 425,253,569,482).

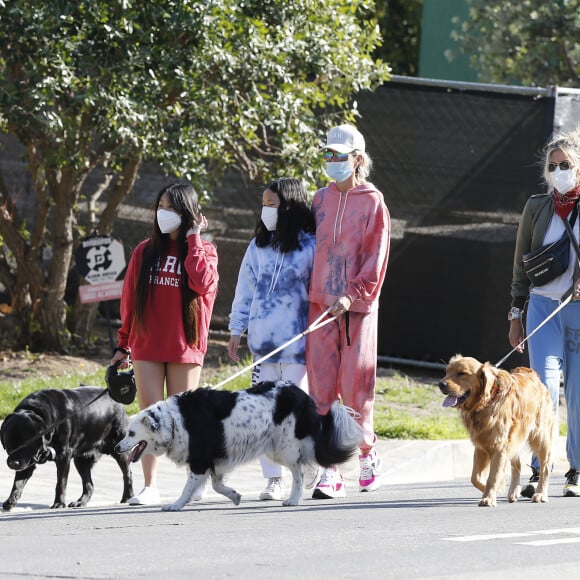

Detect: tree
0,0,389,352
374,0,423,77
452,0,579,87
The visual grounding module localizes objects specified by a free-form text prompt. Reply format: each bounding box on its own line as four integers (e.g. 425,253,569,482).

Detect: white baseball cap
321,124,365,154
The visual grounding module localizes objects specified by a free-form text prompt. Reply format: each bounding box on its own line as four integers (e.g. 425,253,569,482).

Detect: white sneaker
128,487,161,506
303,464,320,490
312,466,346,499
359,448,382,492
259,477,285,500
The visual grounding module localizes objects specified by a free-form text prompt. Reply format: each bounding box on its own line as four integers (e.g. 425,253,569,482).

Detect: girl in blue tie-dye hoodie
228,177,316,500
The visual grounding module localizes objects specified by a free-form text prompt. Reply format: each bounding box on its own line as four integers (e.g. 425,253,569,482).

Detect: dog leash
5,389,110,457
211,307,337,390
495,293,572,368
4,361,137,458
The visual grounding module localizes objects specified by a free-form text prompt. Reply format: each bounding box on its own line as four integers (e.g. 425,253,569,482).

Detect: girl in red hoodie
307,125,390,500
111,182,219,506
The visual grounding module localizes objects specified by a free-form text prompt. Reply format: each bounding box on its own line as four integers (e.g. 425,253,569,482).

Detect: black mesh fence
356,79,558,366
2,77,576,369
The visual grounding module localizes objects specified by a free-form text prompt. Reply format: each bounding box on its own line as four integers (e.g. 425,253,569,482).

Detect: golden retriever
439,355,555,507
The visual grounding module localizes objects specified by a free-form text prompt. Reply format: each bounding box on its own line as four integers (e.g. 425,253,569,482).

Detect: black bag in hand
522,205,578,287
106,361,136,405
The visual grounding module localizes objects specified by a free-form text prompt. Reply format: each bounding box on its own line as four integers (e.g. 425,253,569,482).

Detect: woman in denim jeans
509,127,580,498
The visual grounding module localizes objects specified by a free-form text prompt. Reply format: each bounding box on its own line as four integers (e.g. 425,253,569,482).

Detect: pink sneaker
312,466,346,499
359,449,382,492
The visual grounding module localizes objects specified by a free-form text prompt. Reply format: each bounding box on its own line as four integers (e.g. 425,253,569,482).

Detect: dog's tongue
128,441,146,463
442,395,458,408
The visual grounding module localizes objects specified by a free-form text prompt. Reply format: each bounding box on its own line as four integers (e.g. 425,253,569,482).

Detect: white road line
517,537,580,546
445,528,580,542
446,533,537,542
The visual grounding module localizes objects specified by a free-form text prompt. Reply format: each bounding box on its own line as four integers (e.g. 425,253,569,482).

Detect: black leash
4,361,136,458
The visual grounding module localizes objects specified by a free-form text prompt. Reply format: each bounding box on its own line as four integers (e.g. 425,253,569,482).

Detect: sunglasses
322,150,352,162
548,161,571,172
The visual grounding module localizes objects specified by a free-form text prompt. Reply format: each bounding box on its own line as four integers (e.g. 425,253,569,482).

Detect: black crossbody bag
522,204,579,286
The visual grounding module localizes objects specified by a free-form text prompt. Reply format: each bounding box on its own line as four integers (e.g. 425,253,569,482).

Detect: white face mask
325,160,353,183
157,208,182,234
551,167,578,194
261,206,278,231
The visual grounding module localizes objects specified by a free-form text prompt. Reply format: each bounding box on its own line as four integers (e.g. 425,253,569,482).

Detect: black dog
1,386,133,510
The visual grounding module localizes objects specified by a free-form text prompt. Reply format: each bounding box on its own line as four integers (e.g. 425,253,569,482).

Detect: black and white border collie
116,381,363,511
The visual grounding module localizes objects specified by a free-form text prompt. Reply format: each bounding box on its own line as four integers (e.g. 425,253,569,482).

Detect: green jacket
511,193,577,309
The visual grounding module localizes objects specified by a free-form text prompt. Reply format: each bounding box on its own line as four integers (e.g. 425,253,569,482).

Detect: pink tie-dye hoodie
308,181,390,313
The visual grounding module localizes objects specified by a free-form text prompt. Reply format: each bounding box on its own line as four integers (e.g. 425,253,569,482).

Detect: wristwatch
508,307,523,321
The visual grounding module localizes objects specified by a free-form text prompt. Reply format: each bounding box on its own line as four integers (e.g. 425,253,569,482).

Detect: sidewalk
0,435,568,512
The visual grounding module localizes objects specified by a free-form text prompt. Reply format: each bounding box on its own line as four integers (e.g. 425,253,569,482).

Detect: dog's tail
314,402,364,467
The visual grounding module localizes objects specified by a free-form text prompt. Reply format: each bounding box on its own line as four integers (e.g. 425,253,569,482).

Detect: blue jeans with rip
526,293,563,471
562,301,580,471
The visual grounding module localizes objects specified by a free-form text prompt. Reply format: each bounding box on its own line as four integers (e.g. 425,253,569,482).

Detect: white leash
495,293,572,368
211,307,336,390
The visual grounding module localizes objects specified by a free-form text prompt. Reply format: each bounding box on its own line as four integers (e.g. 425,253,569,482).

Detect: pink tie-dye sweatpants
306,301,378,451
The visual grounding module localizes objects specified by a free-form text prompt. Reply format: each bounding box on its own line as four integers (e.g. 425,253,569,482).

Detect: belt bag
522,205,578,287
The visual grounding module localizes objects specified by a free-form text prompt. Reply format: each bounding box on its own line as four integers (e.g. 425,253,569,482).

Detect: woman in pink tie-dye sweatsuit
307,124,390,500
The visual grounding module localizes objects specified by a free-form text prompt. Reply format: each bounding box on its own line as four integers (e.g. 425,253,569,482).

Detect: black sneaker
520,467,540,499
563,469,580,497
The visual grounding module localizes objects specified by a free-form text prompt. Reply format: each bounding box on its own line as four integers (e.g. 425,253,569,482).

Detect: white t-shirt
532,213,580,300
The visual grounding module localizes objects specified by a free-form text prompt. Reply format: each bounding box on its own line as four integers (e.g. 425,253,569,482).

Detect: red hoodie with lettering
117,233,219,364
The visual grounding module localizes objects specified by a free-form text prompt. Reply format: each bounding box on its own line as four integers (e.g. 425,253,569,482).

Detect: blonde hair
542,126,580,186
354,150,373,182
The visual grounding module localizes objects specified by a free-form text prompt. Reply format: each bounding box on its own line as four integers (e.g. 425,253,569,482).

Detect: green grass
0,356,259,419
0,370,141,418
0,362,563,441
374,407,467,439
200,355,257,392
0,355,258,419
374,372,468,439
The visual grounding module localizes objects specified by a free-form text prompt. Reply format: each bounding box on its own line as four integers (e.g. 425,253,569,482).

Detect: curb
0,434,570,511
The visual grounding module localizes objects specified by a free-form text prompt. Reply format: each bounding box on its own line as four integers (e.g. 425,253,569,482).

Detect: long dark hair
134,183,201,346
254,178,315,253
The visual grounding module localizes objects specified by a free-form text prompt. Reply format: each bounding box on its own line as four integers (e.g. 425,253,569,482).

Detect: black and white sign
75,234,126,285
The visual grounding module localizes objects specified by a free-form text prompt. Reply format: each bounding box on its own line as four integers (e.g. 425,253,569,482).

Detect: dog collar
34,446,56,464
490,380,500,400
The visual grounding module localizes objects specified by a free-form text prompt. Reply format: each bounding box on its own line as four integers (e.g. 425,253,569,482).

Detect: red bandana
553,185,580,219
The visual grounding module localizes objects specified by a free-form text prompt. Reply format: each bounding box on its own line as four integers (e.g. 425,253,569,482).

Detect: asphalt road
0,430,573,580
2,476,580,580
